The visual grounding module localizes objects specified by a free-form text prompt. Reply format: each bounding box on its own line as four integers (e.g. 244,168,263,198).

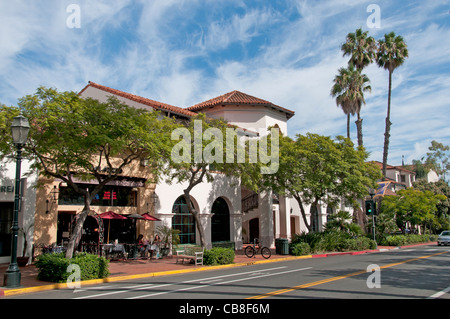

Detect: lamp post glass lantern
3,114,30,288
11,114,30,146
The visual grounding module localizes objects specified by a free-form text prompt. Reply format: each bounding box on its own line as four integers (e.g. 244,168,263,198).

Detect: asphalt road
7,245,450,302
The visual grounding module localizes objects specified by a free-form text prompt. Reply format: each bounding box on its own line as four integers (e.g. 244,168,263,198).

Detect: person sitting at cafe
149,234,161,259
137,234,147,257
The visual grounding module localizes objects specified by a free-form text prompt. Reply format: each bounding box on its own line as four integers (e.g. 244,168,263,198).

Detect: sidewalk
0,243,435,297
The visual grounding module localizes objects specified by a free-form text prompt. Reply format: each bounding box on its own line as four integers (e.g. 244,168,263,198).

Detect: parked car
437,231,450,246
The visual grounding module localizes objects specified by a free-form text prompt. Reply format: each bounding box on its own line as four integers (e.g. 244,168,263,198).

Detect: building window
58,184,137,207
172,196,196,245
211,197,230,242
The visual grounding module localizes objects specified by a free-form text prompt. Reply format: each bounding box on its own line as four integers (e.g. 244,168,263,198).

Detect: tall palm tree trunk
347,113,351,139
355,112,363,147
382,70,393,179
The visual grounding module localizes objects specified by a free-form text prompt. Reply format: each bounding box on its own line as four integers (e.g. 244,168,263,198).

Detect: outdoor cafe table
101,243,127,260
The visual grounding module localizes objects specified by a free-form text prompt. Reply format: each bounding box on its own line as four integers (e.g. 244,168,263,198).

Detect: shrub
204,247,235,265
290,242,311,256
291,232,323,252
35,253,70,282
353,236,377,250
35,252,109,283
316,231,351,252
71,253,110,280
380,234,437,247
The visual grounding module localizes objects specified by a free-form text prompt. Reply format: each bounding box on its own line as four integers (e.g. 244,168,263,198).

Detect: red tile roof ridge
79,81,198,118
370,160,415,174
187,90,295,119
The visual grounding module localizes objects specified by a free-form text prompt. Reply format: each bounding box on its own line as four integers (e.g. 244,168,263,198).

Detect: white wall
154,172,242,249
198,105,289,135
0,159,37,264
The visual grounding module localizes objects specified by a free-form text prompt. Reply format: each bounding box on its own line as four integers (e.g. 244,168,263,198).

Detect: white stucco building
1,81,348,263
79,82,303,249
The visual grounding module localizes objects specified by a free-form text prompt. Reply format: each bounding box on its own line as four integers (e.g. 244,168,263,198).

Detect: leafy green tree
165,113,258,247
413,179,450,232
426,140,450,180
0,103,20,158
262,133,380,232
6,87,176,258
376,32,408,179
381,188,446,234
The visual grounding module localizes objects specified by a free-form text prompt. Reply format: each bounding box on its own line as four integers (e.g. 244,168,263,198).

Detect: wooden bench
175,246,204,266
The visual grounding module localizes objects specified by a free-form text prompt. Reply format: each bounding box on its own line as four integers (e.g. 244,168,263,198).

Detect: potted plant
156,225,180,257
17,223,33,266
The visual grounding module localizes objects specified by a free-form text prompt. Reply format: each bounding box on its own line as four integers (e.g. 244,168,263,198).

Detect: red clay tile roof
187,90,295,119
371,161,416,175
79,81,198,118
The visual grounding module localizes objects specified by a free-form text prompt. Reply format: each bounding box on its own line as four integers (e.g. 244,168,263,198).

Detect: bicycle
244,238,271,259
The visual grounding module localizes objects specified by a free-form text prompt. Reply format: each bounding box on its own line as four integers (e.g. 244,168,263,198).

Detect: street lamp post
3,114,30,288
368,188,377,249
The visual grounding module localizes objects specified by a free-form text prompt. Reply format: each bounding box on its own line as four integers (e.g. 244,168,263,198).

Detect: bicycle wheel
261,247,271,259
245,246,255,258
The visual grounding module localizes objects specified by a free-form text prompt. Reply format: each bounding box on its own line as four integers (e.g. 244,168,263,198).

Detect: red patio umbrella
141,213,161,221
98,211,127,243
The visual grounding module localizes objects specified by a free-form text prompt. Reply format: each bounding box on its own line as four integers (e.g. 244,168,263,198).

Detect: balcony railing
242,193,258,213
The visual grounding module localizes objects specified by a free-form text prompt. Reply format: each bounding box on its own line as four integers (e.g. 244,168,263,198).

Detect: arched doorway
172,196,196,244
249,218,259,244
211,197,230,243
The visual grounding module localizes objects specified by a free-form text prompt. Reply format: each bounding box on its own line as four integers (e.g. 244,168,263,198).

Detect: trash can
275,238,289,255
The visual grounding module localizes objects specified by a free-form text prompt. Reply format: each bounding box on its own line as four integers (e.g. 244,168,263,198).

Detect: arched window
172,196,196,244
211,197,230,242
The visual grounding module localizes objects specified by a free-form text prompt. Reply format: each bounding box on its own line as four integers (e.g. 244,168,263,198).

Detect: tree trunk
382,70,393,180
355,113,363,147
183,190,207,248
346,113,351,139
294,195,311,232
65,189,93,259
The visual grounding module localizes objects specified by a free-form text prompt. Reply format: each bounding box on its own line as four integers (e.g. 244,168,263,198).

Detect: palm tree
331,65,371,146
340,28,377,147
341,28,377,71
376,32,408,179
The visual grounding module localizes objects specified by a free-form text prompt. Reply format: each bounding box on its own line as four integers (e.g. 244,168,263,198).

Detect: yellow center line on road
248,250,449,299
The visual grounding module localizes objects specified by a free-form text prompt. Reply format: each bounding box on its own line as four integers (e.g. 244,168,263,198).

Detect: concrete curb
0,242,436,297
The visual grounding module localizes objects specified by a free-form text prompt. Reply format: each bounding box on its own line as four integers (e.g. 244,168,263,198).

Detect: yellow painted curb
2,255,311,297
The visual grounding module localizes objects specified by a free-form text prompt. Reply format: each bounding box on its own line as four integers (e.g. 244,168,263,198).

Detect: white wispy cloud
0,0,448,167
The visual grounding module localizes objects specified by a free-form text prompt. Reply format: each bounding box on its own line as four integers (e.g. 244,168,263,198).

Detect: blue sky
1,0,449,167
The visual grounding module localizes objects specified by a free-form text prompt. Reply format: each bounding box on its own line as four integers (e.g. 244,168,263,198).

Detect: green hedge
290,231,377,254
203,247,235,265
290,242,311,256
35,252,109,283
379,234,438,247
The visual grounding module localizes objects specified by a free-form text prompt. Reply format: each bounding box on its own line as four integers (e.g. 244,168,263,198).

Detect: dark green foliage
379,234,438,247
35,252,109,283
203,247,235,265
290,242,311,256
290,231,376,254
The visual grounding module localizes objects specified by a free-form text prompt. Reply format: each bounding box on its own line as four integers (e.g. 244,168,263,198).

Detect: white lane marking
73,266,287,299
428,286,450,299
128,267,313,299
